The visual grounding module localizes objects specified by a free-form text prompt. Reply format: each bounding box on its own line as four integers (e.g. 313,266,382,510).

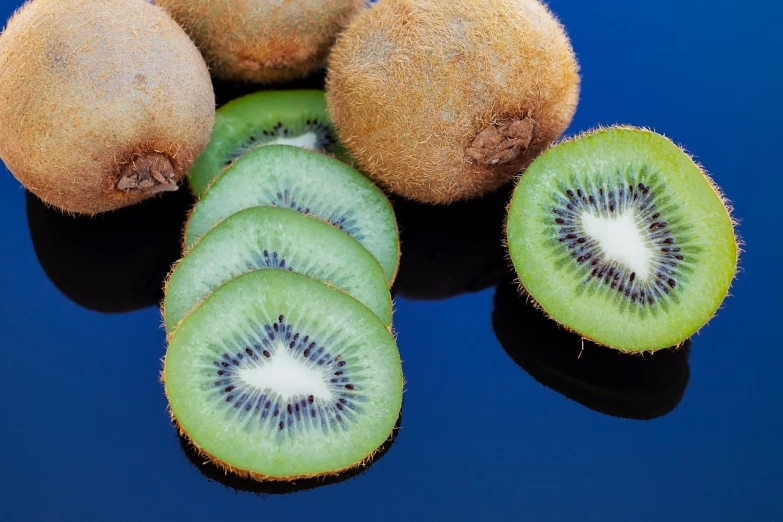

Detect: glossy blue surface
1,0,781,520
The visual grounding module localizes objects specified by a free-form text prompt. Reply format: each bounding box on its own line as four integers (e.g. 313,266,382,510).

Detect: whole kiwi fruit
0,0,215,214
326,0,580,204
156,0,366,84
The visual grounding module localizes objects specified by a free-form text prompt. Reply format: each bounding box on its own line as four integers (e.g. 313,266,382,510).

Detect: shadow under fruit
177,413,401,495
492,276,691,420
391,184,512,301
26,189,194,313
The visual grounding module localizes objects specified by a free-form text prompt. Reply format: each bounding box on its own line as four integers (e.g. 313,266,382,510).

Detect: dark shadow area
25,189,194,314
390,185,512,301
212,69,327,109
178,413,402,495
491,276,691,420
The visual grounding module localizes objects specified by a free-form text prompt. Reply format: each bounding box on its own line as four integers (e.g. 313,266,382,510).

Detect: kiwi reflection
492,278,691,420
177,414,401,495
390,185,512,300
25,189,193,314
212,68,327,109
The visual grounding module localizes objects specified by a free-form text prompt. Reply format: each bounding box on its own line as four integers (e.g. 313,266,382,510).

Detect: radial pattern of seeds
506,127,737,352
0,0,214,214
164,269,402,480
164,206,392,332
548,167,693,308
189,91,349,197
326,0,580,203
155,0,366,83
185,145,400,285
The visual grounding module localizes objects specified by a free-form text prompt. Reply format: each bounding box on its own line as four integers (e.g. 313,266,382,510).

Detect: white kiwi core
238,347,332,400
581,210,653,280
270,132,320,149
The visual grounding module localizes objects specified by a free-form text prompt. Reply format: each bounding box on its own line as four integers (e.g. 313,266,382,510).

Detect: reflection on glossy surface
177,414,401,495
212,69,327,109
25,189,193,313
492,276,690,420
391,185,512,300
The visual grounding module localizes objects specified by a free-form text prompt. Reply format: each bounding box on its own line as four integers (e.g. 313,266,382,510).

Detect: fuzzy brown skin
0,0,215,214
326,0,581,204
156,0,366,84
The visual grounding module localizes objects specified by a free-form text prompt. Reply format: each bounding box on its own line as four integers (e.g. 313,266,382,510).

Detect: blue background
1,0,781,520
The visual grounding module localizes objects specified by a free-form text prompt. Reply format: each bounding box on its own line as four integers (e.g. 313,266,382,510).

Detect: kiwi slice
506,126,738,352
189,90,348,197
185,145,400,285
163,269,403,481
164,206,392,332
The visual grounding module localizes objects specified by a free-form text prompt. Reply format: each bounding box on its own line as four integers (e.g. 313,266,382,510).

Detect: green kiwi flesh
163,269,403,481
188,90,348,197
506,127,738,352
164,206,392,332
185,145,400,285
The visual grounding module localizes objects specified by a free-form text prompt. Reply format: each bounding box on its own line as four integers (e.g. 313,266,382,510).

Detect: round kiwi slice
188,90,349,198
163,269,403,481
185,145,400,285
506,126,738,352
164,206,392,332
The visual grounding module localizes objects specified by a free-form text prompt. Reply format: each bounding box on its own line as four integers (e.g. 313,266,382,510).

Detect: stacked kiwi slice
161,90,402,481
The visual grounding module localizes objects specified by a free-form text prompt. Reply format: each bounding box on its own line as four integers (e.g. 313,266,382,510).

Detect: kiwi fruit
163,269,403,481
26,189,193,314
326,0,580,204
492,277,690,420
0,0,215,214
188,90,348,198
177,412,401,494
156,0,366,84
185,145,400,285
164,206,392,333
391,184,511,300
506,126,738,352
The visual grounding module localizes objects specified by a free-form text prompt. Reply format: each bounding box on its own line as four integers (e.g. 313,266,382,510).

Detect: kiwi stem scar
466,116,538,166
117,152,179,194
